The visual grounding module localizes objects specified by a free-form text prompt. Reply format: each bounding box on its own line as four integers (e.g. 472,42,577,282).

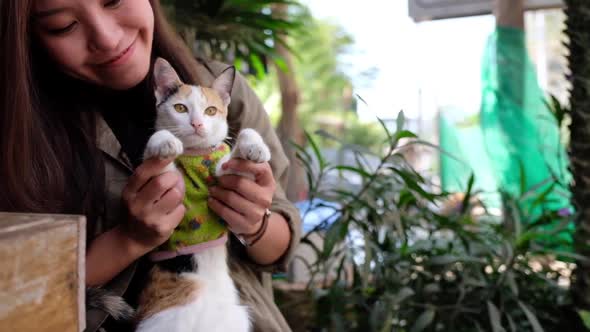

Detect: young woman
0,0,301,331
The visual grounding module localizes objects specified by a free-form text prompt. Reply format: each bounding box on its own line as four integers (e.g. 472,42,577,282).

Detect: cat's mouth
192,129,207,138
182,132,207,142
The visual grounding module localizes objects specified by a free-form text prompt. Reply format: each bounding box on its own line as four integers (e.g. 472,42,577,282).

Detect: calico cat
132,58,271,332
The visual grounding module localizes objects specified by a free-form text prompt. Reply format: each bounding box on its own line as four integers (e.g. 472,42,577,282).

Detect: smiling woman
0,0,300,331
32,0,154,90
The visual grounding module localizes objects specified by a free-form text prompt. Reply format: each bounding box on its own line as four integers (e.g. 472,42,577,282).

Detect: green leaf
391,168,436,202
355,93,368,106
461,173,475,214
487,301,506,332
428,255,459,265
410,309,435,332
329,165,373,179
398,189,417,208
397,110,406,131
427,255,484,265
377,117,394,144
323,219,348,258
528,183,557,212
518,301,544,332
578,310,590,329
392,287,415,304
393,130,418,145
305,131,326,170
506,271,519,296
506,313,517,332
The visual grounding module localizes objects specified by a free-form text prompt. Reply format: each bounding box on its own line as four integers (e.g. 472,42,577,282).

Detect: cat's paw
234,128,271,163
143,130,184,160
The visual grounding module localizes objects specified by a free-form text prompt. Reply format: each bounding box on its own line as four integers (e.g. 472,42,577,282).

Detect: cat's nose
191,121,203,128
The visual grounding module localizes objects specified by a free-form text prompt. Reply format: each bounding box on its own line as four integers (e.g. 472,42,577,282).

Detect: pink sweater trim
149,234,229,262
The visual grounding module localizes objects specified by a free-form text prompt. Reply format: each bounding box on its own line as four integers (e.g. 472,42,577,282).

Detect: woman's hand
121,158,185,251
208,158,276,235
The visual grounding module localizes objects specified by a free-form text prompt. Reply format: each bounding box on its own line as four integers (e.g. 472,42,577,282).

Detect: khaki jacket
87,60,301,332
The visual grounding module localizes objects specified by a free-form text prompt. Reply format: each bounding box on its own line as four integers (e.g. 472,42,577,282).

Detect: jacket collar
96,113,134,171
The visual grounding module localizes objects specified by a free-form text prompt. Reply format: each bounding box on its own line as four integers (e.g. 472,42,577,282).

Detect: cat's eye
204,107,218,116
174,104,189,113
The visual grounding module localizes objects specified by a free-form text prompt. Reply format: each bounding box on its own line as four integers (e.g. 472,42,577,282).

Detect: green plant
564,0,590,308
294,112,587,332
161,0,307,78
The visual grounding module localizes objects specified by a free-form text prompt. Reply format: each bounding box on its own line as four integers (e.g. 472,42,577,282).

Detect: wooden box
0,213,86,332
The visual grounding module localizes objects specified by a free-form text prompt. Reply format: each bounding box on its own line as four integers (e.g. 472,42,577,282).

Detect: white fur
135,247,251,332
216,128,271,180
144,129,184,160
143,129,183,174
234,128,271,163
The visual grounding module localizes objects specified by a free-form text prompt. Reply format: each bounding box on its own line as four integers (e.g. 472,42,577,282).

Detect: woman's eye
204,107,217,116
104,0,122,8
174,104,189,113
47,22,77,35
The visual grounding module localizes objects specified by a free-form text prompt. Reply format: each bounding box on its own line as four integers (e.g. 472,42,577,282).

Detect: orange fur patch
201,87,227,116
136,266,200,321
178,84,193,98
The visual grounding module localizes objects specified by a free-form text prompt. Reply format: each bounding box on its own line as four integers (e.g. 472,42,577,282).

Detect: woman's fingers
152,187,184,215
135,171,181,206
222,159,276,188
124,157,175,195
209,186,265,224
208,197,254,234
215,175,270,208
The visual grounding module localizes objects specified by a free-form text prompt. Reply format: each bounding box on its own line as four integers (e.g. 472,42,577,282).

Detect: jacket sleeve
199,60,302,273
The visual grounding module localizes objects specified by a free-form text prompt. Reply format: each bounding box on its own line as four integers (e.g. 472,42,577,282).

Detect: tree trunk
494,0,527,97
273,4,306,202
494,0,524,28
565,0,590,309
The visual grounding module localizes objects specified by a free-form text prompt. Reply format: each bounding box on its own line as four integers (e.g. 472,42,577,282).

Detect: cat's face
153,58,235,149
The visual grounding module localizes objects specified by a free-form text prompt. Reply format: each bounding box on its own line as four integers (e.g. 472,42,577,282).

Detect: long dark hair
0,0,202,232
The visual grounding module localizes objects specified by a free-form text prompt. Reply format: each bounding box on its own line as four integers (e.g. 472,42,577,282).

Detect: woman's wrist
114,225,154,258
86,225,151,286
235,209,271,247
244,212,291,265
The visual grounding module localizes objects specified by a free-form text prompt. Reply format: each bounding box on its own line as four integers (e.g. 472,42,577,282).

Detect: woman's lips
96,37,137,68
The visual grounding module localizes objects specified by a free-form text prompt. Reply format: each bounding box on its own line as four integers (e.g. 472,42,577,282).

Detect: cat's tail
86,287,135,321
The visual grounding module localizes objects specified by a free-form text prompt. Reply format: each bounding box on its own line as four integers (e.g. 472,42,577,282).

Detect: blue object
295,198,342,233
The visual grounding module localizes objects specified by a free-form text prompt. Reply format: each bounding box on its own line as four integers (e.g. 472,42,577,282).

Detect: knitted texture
158,143,230,252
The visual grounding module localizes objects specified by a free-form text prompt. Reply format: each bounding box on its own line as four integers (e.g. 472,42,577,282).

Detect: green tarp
440,26,572,248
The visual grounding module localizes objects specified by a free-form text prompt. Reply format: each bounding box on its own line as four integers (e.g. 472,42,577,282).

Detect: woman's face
33,0,154,90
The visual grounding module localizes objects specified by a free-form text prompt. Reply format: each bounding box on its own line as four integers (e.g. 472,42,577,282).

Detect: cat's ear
211,66,235,107
153,58,182,103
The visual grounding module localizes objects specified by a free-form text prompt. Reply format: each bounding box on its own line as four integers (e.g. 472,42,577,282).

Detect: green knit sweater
157,143,230,253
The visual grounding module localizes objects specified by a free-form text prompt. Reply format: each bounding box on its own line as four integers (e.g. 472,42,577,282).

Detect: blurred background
160,1,590,331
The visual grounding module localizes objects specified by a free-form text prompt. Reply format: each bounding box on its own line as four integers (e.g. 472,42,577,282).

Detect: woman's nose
87,15,124,54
